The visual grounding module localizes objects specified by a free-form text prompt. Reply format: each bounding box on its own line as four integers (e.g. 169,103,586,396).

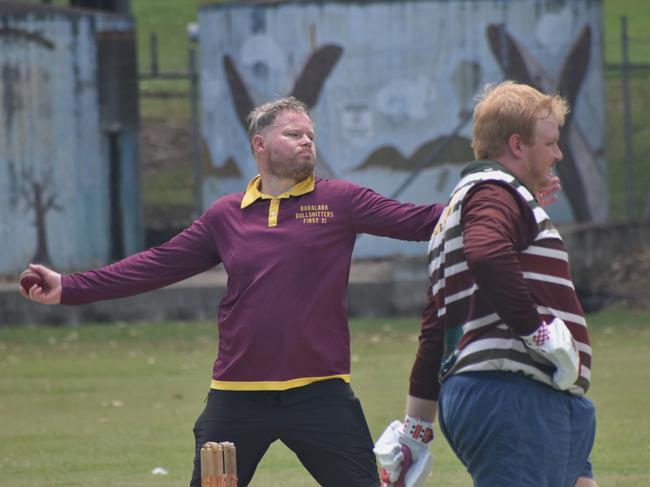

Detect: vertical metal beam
150,32,158,77
621,16,635,221
189,47,202,218
108,130,125,261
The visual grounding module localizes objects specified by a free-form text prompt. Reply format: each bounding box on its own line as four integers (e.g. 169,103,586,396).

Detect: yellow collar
240,175,315,208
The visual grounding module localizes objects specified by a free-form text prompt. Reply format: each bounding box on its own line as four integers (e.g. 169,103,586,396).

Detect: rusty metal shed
0,1,141,274
197,0,606,258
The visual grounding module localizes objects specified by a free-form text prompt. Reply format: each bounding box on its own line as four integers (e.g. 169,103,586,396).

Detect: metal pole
189,47,202,218
150,32,159,77
621,16,635,221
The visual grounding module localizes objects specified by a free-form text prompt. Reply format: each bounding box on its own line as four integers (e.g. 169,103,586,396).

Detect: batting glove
374,416,434,487
522,317,580,390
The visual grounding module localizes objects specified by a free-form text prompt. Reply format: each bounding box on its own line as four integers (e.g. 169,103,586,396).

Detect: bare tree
21,167,62,265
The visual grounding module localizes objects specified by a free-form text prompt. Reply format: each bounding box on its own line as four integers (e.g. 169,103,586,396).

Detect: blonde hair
471,81,569,160
246,97,310,152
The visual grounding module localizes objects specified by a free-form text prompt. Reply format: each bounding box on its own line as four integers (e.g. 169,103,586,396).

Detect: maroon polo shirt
62,176,443,390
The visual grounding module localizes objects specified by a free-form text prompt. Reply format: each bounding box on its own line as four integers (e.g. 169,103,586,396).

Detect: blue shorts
438,371,595,487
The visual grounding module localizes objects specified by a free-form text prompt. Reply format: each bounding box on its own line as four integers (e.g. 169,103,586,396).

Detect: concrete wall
197,0,606,258
0,3,141,274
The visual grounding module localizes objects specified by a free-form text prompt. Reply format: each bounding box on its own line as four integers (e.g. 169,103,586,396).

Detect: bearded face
257,110,316,182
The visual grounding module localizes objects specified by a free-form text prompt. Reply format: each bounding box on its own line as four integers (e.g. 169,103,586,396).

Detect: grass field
603,0,650,64
1,310,649,486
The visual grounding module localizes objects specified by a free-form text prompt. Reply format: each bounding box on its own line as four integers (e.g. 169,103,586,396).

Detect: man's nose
299,135,312,146
555,146,563,162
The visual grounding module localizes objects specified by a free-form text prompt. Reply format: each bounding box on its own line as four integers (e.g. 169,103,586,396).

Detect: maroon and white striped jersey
410,161,591,400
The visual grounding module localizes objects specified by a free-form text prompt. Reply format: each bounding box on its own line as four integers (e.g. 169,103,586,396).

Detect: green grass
604,0,650,64
1,310,649,486
131,0,207,75
604,0,650,222
139,95,191,122
143,165,194,207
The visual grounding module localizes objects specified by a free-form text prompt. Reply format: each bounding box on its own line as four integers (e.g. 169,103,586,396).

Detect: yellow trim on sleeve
210,373,351,391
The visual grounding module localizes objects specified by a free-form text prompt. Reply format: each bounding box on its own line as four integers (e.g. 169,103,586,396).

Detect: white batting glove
522,317,580,390
374,416,434,487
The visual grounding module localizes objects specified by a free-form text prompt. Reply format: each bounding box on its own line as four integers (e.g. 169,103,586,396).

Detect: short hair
246,96,310,151
471,81,569,160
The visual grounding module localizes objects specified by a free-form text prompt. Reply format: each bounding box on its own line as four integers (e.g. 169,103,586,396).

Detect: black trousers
190,379,380,487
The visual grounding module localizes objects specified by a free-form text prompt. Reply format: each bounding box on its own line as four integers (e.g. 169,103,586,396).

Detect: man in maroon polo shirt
21,96,448,486
375,82,596,487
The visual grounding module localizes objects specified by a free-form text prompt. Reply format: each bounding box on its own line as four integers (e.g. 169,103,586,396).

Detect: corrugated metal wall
0,3,141,274
198,0,606,258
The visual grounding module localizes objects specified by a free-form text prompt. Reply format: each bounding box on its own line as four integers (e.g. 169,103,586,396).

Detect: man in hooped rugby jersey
375,82,596,487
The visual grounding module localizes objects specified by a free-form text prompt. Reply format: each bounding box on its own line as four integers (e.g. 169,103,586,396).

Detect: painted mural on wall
0,28,60,267
199,0,606,257
0,6,140,274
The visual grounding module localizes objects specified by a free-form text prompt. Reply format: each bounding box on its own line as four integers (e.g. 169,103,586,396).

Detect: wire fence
137,33,200,245
603,17,650,221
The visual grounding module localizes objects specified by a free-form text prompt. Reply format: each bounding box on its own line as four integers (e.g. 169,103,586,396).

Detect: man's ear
506,133,525,159
252,134,265,154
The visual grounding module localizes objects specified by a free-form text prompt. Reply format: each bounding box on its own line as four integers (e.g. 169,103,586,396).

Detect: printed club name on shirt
295,204,334,224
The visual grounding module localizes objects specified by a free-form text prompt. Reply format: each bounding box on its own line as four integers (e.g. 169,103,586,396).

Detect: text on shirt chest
294,204,335,224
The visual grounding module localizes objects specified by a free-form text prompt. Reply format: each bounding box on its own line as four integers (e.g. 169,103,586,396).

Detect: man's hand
18,264,62,305
374,416,434,487
522,317,580,390
535,176,561,207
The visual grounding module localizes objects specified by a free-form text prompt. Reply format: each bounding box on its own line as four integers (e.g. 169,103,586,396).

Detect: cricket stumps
201,441,237,487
